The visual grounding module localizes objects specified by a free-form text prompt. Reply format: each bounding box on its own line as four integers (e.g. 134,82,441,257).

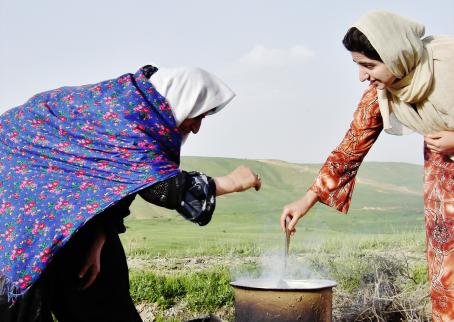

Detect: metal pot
230,279,336,322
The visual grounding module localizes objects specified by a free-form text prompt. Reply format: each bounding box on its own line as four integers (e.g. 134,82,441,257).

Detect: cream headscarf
149,67,235,126
353,11,454,137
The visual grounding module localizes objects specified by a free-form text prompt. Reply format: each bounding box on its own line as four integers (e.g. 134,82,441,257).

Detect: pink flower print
86,202,100,214
68,156,84,164
77,138,93,147
20,178,37,190
82,123,95,131
145,176,156,183
24,201,37,214
131,162,147,171
58,127,68,136
14,164,29,174
75,170,85,177
30,119,45,127
159,102,169,111
16,110,25,119
104,96,114,105
136,124,145,131
89,85,102,96
1,202,12,211
8,130,19,140
62,94,74,103
45,181,60,192
118,76,129,84
54,199,72,211
111,184,127,195
76,104,90,113
32,134,47,144
58,116,67,122
80,182,95,191
102,110,119,121
47,165,60,173
133,104,150,113
56,141,70,150
97,160,108,169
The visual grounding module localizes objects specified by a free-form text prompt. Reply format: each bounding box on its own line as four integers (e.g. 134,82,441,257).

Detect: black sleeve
139,171,216,226
98,195,135,235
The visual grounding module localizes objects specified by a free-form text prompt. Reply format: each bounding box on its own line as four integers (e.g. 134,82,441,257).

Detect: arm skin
214,165,261,196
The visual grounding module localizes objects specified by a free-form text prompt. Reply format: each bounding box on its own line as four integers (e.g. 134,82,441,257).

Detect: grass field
119,157,429,321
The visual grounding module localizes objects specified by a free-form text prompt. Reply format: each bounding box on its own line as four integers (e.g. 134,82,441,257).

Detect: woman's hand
78,227,106,290
280,190,319,235
214,165,261,196
425,131,454,156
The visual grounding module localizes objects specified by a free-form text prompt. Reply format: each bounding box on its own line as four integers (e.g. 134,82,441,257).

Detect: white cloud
237,44,315,68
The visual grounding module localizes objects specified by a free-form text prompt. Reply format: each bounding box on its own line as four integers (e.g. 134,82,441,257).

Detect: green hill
122,157,425,254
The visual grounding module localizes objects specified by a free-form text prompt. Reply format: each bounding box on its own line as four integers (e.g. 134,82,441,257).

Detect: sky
1,1,453,165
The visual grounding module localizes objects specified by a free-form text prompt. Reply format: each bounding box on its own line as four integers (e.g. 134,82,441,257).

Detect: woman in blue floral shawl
0,65,261,322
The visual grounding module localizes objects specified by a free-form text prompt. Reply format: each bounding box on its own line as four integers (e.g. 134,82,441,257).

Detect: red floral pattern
311,86,454,320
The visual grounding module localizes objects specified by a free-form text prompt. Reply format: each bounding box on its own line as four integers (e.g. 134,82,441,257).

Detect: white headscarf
149,67,235,126
353,11,454,137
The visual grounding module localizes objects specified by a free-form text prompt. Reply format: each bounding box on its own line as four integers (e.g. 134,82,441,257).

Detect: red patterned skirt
424,146,454,321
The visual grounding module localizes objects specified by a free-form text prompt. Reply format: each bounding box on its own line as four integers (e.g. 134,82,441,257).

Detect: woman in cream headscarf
279,11,454,320
0,65,261,322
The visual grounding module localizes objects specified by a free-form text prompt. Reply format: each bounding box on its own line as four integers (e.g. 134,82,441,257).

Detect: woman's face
351,51,396,90
178,113,208,136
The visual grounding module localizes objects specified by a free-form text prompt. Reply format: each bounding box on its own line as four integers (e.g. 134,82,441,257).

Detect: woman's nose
359,68,369,82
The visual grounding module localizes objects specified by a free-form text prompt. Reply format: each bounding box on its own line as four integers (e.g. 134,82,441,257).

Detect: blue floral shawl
0,68,182,302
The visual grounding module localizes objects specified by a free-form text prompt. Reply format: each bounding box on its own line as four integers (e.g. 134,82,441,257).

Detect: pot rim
230,278,337,291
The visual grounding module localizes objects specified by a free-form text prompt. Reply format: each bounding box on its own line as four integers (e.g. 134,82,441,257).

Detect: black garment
140,171,216,226
104,171,216,233
0,171,216,322
47,219,142,322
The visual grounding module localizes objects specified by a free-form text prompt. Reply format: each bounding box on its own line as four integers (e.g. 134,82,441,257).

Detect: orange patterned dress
310,86,454,321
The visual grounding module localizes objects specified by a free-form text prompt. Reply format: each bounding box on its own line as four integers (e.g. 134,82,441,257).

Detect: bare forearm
214,175,237,196
214,165,261,196
303,189,320,210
